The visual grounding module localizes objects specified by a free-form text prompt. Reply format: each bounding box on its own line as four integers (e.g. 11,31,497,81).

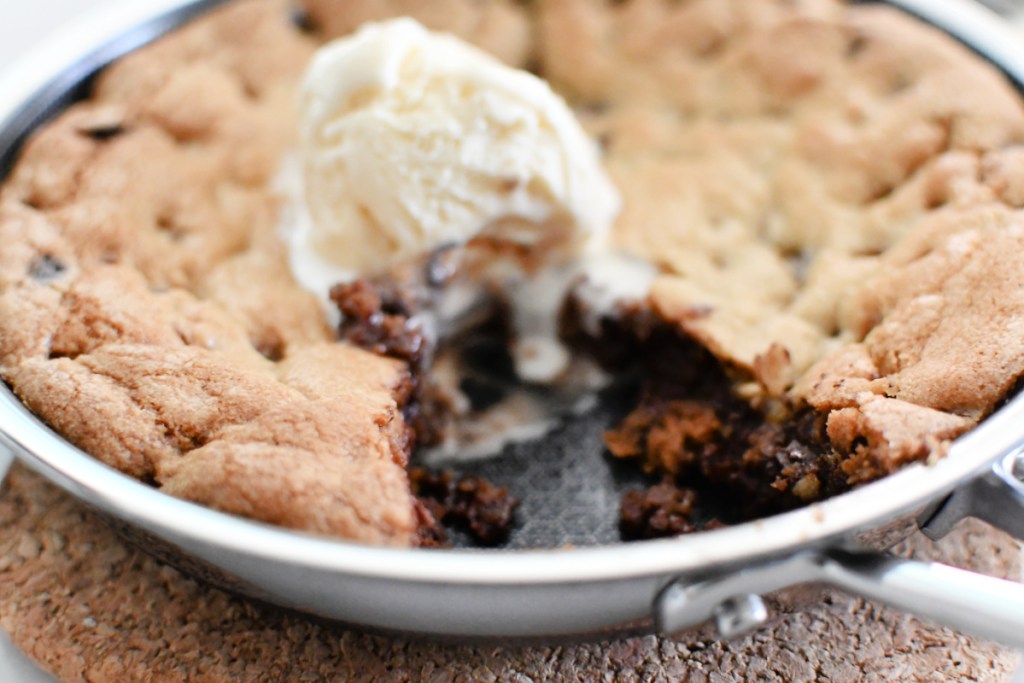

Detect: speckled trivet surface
0,464,1020,683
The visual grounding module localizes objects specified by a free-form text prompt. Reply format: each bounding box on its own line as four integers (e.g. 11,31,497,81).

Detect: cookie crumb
411,468,519,546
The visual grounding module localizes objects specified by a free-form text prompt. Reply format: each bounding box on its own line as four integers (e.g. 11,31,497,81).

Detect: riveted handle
659,446,1024,648
818,549,1024,648
656,547,1024,648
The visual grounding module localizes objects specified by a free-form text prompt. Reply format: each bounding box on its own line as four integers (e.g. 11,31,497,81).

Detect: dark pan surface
434,390,648,549
432,383,734,550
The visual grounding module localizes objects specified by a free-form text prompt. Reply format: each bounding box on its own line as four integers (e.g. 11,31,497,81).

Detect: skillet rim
0,0,1022,587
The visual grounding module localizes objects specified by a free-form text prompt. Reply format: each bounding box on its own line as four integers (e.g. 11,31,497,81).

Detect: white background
2,1,1024,681
0,1,106,66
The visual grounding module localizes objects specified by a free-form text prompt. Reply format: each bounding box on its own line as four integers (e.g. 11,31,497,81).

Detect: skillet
1,0,1024,645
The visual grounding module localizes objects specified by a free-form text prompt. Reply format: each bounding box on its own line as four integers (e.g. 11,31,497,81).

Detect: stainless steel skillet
3,0,1024,645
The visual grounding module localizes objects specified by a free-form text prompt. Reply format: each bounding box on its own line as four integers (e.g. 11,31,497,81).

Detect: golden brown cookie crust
2,0,1024,544
0,0,420,545
542,0,1024,476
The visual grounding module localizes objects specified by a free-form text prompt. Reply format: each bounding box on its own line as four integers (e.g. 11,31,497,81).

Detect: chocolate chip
846,33,869,59
81,124,125,141
331,279,428,367
620,481,700,540
410,468,519,546
29,254,67,282
458,376,507,412
288,4,316,34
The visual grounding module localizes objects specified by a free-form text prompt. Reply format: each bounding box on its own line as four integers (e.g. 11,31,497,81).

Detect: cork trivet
0,463,1019,683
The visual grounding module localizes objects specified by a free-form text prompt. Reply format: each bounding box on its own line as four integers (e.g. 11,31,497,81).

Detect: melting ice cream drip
280,18,656,460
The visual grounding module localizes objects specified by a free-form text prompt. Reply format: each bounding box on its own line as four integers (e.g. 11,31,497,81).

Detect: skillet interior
0,0,1023,578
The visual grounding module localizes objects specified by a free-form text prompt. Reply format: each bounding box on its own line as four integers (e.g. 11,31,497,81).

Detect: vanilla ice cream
293,17,620,278
281,17,646,387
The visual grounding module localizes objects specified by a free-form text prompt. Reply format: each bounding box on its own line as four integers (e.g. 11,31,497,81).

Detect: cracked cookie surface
1,0,1023,544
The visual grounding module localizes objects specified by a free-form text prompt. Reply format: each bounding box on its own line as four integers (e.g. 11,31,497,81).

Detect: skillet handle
658,447,1024,646
816,549,1024,648
656,548,1024,648
919,446,1024,541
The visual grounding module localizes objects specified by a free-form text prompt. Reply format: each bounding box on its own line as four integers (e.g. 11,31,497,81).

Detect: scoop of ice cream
296,17,620,275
